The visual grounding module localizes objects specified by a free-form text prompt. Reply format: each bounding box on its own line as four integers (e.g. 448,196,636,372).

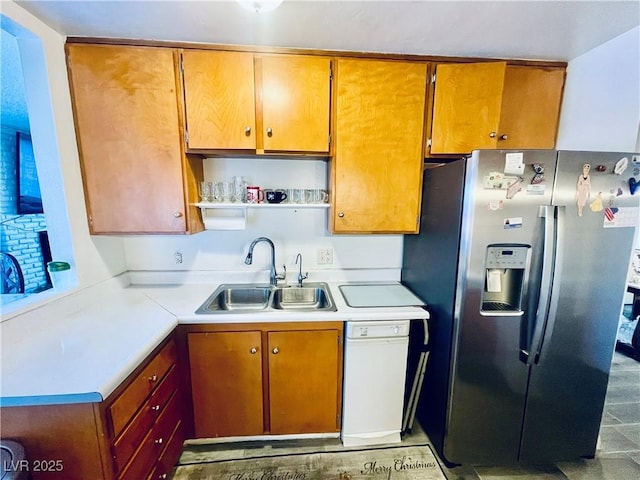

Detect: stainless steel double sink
195,282,336,314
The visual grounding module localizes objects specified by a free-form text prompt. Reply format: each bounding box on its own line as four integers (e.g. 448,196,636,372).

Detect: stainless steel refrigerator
402,150,639,465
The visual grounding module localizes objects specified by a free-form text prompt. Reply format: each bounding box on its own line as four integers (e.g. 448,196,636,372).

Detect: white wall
556,26,640,152
2,1,127,288
123,157,404,277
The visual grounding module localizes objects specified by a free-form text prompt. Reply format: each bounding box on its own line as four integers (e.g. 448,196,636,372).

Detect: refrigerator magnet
488,200,504,211
576,164,591,217
504,217,523,229
506,177,523,199
589,192,604,212
614,157,629,175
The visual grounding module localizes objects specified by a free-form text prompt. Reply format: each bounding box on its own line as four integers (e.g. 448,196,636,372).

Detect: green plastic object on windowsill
47,261,72,290
47,261,70,272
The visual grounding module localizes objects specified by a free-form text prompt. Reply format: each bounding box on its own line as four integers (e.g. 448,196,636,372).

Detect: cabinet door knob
338,212,345,218
272,347,279,354
250,347,258,354
245,126,252,136
155,437,164,445
266,127,273,137
489,132,497,138
500,134,508,141
158,475,167,480
173,212,183,218
149,374,158,382
151,404,161,411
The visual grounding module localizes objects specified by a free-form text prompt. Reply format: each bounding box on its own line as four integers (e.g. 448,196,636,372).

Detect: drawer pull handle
155,437,164,445
151,404,161,411
250,347,258,354
149,375,158,382
272,347,279,355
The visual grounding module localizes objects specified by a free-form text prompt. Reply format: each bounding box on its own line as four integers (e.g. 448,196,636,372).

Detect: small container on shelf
47,261,74,291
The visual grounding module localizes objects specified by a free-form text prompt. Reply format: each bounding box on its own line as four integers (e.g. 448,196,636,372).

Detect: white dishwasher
341,319,410,447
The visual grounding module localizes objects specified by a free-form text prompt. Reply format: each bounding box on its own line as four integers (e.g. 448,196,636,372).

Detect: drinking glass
212,182,223,202
198,181,213,202
233,176,248,203
304,189,315,203
219,181,234,203
285,188,297,204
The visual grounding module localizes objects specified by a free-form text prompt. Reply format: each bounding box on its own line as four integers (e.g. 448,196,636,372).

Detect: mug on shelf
265,189,288,204
246,186,265,204
312,188,328,203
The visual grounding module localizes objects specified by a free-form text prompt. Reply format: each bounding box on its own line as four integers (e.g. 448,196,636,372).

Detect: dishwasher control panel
346,320,410,338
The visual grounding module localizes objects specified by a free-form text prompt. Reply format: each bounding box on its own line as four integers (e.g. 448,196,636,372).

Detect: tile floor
175,350,640,479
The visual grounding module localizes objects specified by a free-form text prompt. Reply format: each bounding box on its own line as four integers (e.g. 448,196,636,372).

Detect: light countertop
1,275,428,407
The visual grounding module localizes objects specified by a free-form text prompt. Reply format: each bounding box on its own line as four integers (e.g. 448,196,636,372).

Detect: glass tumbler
198,181,213,202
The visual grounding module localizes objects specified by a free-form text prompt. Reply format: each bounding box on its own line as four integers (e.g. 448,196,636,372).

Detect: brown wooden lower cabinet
185,322,344,438
0,334,185,480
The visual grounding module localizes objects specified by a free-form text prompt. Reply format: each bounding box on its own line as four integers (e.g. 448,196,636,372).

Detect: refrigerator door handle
521,205,556,365
532,206,565,364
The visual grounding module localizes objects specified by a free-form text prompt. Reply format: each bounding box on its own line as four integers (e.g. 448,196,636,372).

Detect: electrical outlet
174,251,183,264
317,248,333,265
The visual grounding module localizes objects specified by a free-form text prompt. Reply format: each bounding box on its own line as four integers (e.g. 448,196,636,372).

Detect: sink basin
195,282,336,314
195,285,271,313
272,285,334,311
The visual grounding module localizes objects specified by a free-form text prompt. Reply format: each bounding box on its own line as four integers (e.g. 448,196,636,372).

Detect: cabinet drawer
118,390,182,480
146,420,185,480
112,365,178,473
110,339,177,437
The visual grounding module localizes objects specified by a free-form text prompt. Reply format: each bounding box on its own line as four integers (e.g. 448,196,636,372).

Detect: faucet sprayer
244,237,286,286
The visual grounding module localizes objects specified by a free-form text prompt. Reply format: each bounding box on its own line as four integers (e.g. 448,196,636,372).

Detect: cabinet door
332,58,427,233
497,65,565,149
430,62,506,154
188,332,264,437
182,50,256,150
259,55,331,153
268,329,341,434
67,44,188,234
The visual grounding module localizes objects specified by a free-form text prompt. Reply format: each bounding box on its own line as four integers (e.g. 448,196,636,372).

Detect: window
1,15,75,312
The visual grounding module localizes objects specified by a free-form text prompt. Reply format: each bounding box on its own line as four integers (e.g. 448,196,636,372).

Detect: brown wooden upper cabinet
332,58,428,234
181,51,332,154
429,62,565,155
66,44,203,234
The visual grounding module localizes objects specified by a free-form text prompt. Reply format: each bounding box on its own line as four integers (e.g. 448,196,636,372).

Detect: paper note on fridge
603,207,639,228
505,152,525,175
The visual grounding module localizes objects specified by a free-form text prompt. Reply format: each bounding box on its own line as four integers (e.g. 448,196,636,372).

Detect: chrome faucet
244,237,286,286
295,253,308,287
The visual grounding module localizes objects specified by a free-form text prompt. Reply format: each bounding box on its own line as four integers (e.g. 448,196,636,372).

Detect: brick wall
1,127,49,293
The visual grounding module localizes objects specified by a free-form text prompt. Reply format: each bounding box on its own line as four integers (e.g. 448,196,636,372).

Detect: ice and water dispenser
481,244,531,314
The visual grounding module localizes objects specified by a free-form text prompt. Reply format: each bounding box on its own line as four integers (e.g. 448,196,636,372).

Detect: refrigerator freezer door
519,151,639,462
443,150,559,464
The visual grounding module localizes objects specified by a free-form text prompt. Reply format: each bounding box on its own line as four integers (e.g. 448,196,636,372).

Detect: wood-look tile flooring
173,351,639,479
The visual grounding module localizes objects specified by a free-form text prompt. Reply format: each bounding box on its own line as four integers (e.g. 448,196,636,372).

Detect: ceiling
12,0,640,62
